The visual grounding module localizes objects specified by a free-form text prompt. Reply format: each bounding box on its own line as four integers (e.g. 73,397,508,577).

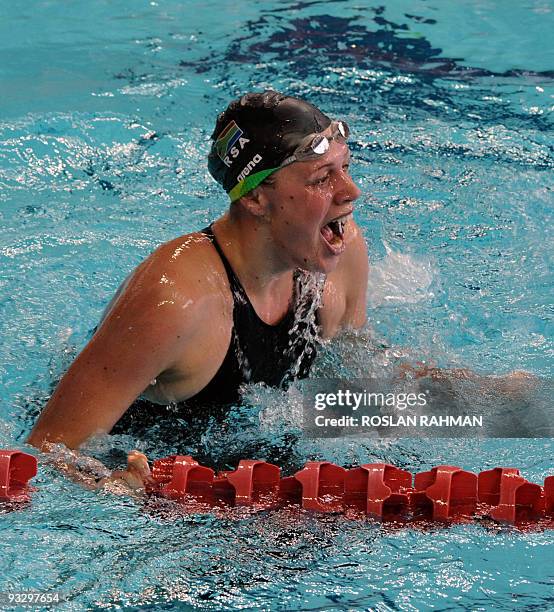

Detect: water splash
283,269,325,384
367,242,437,308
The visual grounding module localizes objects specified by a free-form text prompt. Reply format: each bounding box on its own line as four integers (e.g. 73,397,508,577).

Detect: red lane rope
2,450,552,527
148,455,554,527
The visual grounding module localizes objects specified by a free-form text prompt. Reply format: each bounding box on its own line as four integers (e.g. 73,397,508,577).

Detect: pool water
1,0,553,609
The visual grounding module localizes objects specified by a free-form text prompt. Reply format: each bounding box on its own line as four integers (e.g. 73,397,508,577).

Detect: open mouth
320,214,350,253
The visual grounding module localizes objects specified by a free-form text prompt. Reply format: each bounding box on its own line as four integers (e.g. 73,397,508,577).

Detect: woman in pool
27,91,368,488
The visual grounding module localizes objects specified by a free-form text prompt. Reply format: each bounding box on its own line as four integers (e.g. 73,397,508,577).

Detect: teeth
323,215,349,241
333,219,345,237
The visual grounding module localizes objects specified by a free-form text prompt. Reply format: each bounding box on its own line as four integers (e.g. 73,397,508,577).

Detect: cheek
283,190,328,224
269,185,329,249
303,197,329,229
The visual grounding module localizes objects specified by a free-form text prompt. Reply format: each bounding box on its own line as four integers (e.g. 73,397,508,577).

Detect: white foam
367,243,437,308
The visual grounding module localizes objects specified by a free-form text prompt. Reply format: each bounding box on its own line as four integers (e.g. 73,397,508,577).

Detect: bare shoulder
139,230,225,296
319,220,368,338
97,230,230,344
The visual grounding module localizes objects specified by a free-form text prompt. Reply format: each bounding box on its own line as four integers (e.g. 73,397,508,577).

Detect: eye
313,173,330,185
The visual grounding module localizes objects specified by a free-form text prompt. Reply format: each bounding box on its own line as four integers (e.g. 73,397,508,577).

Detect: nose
333,169,361,206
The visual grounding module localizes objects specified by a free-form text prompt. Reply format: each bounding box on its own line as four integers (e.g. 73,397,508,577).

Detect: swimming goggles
227,120,349,202
277,120,350,169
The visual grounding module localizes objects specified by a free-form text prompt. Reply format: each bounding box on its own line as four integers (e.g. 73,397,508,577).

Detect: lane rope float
0,450,37,503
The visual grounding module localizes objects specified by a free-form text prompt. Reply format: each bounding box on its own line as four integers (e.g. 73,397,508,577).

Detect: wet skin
27,138,369,452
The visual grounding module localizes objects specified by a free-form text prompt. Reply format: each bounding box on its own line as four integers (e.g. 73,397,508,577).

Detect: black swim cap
208,91,331,202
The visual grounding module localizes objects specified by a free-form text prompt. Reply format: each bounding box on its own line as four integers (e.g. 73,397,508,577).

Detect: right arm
26,251,202,489
27,284,191,450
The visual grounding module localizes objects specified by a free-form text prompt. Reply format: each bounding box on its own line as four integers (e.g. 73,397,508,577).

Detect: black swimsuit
112,225,323,435
189,225,321,404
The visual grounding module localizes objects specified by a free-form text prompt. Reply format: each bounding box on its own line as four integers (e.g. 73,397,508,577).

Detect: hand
398,361,473,381
100,450,154,495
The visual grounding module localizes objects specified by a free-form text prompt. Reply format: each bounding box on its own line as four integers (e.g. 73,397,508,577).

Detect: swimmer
27,91,368,489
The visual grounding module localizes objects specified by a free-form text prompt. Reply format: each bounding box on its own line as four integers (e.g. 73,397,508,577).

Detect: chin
300,251,341,275
319,256,342,275
287,234,343,274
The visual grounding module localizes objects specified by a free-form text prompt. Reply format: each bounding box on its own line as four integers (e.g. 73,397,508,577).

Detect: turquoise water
1,0,553,609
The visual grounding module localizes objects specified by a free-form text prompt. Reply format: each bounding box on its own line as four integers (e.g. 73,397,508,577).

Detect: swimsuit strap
202,224,251,301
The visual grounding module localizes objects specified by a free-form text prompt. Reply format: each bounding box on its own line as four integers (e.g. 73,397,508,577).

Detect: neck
212,211,293,298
